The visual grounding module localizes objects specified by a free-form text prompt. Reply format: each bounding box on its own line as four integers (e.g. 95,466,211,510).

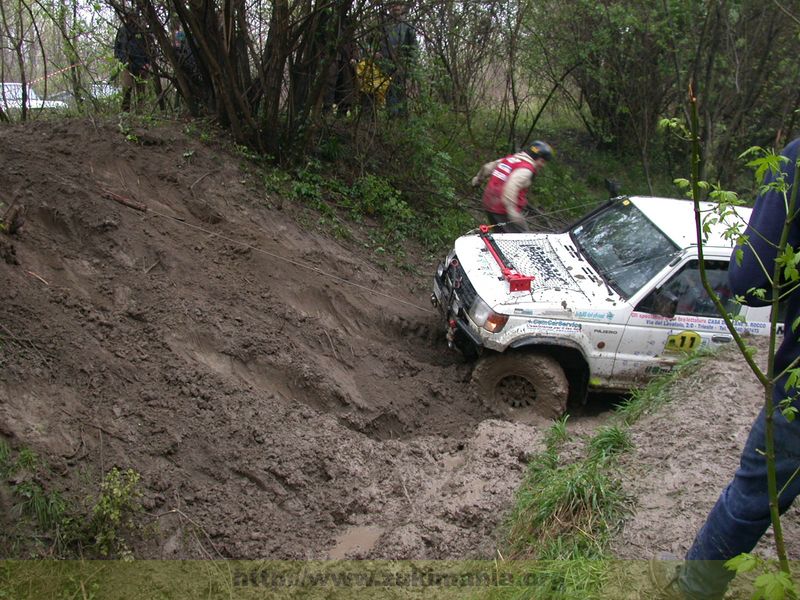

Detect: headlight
468,297,508,333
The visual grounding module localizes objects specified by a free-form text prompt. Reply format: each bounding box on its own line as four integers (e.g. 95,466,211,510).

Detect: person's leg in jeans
120,68,133,112
679,403,800,599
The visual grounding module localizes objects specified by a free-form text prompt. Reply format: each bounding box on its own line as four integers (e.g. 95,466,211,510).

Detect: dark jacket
729,138,800,387
379,18,417,75
114,21,150,76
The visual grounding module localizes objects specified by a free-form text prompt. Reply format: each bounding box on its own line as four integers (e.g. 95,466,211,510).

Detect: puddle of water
328,525,384,559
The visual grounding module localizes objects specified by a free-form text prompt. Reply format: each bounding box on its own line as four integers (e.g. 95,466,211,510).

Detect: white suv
0,82,68,112
432,196,769,421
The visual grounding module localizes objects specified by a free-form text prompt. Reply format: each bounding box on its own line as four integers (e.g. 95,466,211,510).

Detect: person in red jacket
471,141,553,233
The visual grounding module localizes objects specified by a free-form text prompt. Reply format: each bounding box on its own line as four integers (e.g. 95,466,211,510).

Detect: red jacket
481,155,536,215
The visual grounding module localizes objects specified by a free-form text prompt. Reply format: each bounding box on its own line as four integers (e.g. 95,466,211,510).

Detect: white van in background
0,82,68,112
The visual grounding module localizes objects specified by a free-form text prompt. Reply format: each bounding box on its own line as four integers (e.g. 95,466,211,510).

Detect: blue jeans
679,404,800,599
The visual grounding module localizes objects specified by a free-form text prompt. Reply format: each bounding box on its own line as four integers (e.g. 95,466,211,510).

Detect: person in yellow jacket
355,57,390,109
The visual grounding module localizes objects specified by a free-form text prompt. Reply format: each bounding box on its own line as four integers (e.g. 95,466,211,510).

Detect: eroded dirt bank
0,118,554,559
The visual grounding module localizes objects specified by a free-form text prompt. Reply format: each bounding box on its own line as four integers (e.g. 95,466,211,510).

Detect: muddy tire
472,352,568,422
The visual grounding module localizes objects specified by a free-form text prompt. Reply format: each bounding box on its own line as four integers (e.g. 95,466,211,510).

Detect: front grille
443,255,477,311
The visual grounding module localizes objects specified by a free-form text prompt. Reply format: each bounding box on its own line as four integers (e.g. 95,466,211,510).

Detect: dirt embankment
0,118,552,559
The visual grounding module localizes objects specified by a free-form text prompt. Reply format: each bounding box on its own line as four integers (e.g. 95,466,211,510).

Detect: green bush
89,467,142,558
348,174,414,238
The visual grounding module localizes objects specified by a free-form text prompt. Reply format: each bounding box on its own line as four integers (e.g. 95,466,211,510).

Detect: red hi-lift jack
478,225,534,292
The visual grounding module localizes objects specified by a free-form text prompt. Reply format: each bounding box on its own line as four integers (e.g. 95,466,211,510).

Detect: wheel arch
507,338,590,405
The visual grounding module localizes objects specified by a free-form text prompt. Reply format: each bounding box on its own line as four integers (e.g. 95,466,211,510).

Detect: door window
637,260,739,317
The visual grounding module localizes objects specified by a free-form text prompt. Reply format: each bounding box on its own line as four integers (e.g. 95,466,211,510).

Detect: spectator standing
323,14,358,115
173,26,203,91
471,141,553,233
650,138,800,599
377,1,417,117
114,13,151,112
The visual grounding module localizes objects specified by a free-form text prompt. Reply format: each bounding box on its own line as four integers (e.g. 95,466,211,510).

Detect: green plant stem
687,97,768,389
688,87,791,577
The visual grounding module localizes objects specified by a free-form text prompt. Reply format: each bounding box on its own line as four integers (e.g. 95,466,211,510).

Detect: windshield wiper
597,270,616,297
572,234,616,296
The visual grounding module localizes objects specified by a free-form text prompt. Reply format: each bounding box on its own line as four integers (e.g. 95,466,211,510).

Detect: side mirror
652,288,678,319
604,178,622,198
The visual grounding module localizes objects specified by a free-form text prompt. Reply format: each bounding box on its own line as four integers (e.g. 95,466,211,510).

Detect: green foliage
184,121,215,144
506,454,625,581
88,467,143,558
117,116,138,144
727,554,798,600
0,438,10,471
545,415,570,448
0,443,70,555
14,481,65,532
291,179,323,203
372,110,478,251
412,207,475,253
318,133,345,163
347,174,397,219
531,159,592,219
15,447,38,471
235,143,262,163
505,419,626,565
348,174,413,234
1,441,143,560
262,168,292,196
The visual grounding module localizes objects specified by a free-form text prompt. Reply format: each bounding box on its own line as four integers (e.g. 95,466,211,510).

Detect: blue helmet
526,140,553,161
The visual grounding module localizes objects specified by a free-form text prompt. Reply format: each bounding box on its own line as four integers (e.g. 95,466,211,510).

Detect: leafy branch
683,84,800,592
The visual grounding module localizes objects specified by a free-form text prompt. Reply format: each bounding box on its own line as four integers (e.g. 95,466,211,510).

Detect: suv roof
628,196,752,250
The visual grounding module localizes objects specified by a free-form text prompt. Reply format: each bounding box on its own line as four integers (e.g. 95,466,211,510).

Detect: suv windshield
570,199,679,298
1,83,40,103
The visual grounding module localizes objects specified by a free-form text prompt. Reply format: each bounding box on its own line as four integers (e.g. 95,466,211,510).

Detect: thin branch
772,0,800,25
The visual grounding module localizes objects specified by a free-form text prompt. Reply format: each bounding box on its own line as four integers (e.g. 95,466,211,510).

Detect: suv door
611,258,739,384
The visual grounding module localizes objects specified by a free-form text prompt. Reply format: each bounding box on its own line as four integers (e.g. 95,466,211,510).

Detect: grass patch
615,348,712,426
0,439,143,559
506,457,625,560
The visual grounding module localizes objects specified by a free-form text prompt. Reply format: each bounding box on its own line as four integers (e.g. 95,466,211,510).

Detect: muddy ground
613,337,800,561
1,118,797,564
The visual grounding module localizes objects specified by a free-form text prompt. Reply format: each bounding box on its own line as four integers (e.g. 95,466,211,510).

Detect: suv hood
453,232,620,312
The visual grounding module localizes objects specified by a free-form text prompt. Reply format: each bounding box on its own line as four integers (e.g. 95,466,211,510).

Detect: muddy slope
5,118,793,568
0,118,555,559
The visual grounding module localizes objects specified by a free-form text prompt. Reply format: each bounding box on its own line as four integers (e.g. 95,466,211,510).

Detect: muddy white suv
0,83,68,113
432,196,770,422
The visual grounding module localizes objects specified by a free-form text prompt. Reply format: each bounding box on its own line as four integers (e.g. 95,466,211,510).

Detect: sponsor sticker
525,318,582,333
